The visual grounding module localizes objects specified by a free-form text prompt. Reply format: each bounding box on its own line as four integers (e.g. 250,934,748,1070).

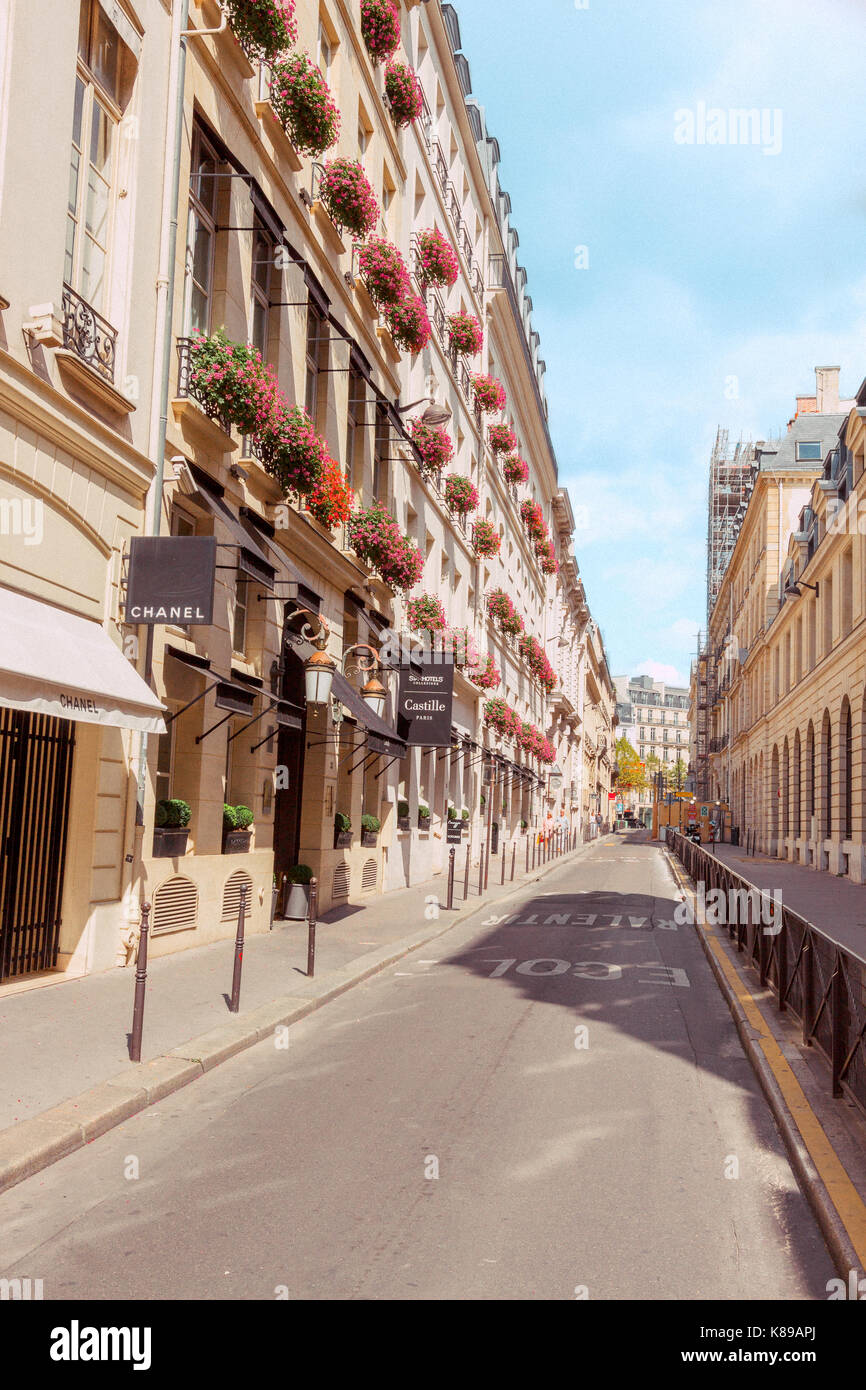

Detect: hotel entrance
0,708,75,980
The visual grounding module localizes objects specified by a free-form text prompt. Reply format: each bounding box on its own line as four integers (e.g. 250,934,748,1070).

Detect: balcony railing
176,336,232,434
61,283,118,383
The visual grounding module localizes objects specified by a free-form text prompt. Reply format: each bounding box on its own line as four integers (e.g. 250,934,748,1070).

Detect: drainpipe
126,0,191,931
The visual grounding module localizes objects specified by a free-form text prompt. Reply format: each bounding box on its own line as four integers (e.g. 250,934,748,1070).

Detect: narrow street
0,836,833,1301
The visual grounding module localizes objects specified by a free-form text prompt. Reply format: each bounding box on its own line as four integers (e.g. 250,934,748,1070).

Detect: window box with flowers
538,539,559,576
319,158,379,241
384,294,432,354
472,374,506,415
448,312,483,357
447,627,479,669
304,456,353,532
502,454,529,488
268,52,340,160
468,653,500,691
416,228,459,290
185,330,267,437
488,423,517,456
410,419,453,475
486,588,523,637
484,698,520,742
357,236,410,309
256,402,327,498
384,61,423,128
360,0,400,64
347,504,424,592
472,519,501,558
519,498,547,544
406,592,447,636
220,0,297,62
443,474,478,516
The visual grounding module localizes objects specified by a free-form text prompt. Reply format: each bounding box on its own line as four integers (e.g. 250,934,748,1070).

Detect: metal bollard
228,882,248,1013
279,873,288,917
525,835,530,874
129,901,150,1063
307,877,318,977
532,836,536,871
446,846,455,910
511,843,516,881
464,843,470,899
478,844,484,895
500,843,506,884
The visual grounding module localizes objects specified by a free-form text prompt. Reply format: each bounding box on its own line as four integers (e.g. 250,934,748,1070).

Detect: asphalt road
0,835,835,1300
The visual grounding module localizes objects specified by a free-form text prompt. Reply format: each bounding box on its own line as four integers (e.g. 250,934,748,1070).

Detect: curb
0,837,604,1198
664,848,865,1285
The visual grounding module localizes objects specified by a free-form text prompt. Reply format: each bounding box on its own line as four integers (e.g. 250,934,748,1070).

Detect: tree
615,736,647,794
665,757,688,793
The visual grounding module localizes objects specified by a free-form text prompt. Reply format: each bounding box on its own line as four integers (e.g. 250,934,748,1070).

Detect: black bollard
129,901,150,1063
446,846,455,910
228,883,248,1013
307,877,318,977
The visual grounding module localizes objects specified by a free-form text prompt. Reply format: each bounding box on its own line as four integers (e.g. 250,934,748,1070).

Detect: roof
757,413,848,472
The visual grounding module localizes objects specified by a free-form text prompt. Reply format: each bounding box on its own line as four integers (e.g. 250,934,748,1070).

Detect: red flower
320,158,379,239
488,423,517,455
410,419,454,473
385,294,432,353
416,228,459,289
472,374,507,414
472,519,501,557
385,61,423,127
358,236,410,307
360,0,400,63
307,457,353,529
448,312,484,356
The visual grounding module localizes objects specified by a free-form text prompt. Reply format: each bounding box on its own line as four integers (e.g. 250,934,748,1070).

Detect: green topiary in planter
156,798,191,828
334,811,351,833
361,814,381,833
397,800,409,818
287,864,313,884
418,805,430,818
461,808,470,820
224,804,254,830
447,806,457,820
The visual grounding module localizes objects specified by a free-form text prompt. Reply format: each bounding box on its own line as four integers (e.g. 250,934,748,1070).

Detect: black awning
185,476,276,589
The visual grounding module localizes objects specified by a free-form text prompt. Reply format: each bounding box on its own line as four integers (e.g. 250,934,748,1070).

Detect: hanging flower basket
472,519,501,557
444,474,478,515
347,504,424,591
360,0,400,64
306,456,353,530
469,653,500,691
472,374,506,414
384,294,432,353
255,402,327,496
484,698,520,740
486,587,523,636
406,592,447,634
520,634,557,693
416,228,459,289
410,419,454,472
384,60,423,128
319,158,379,239
357,236,410,307
502,454,529,487
448,627,480,668
222,0,297,62
269,53,340,157
488,423,517,455
448,312,484,356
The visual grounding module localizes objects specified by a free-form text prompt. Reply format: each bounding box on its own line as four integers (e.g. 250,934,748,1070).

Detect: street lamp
344,643,388,716
288,611,388,714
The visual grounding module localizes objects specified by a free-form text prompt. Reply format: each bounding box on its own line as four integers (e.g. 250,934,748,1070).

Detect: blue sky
456,0,866,685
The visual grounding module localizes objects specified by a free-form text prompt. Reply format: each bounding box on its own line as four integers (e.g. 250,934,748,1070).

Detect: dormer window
795,441,822,461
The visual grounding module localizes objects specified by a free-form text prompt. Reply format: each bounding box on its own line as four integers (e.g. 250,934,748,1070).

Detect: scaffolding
693,632,711,801
706,428,757,626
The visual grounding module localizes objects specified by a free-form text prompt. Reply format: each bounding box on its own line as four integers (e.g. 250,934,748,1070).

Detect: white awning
0,588,166,734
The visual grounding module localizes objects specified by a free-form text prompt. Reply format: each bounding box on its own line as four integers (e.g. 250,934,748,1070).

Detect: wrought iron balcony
61,283,117,383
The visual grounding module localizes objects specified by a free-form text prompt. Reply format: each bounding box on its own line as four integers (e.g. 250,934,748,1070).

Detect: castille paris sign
396,654,454,746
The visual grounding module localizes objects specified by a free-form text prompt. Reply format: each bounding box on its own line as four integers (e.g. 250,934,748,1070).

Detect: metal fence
668,830,866,1117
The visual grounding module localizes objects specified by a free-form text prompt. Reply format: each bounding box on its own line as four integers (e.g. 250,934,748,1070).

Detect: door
273,647,307,889
0,709,75,980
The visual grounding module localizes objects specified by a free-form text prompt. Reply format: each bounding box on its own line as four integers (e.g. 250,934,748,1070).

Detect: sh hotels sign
125,536,217,625
396,656,454,746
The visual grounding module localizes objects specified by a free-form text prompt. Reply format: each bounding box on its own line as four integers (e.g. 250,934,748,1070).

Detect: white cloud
634,659,689,687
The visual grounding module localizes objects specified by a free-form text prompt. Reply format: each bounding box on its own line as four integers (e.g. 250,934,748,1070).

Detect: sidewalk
0,832,612,1194
708,842,866,959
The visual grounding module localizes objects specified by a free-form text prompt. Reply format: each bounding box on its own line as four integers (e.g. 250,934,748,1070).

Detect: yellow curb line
668,853,866,1268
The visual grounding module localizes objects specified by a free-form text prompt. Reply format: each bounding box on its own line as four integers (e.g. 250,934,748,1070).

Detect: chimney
815,366,840,413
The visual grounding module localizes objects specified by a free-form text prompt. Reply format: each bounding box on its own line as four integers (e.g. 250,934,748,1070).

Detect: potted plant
444,474,479,516
461,808,470,823
418,804,431,829
447,806,457,820
361,813,381,847
410,419,454,473
357,236,410,308
346,504,424,591
472,519,501,558
223,804,254,853
360,0,400,64
306,456,353,531
520,818,528,833
284,864,313,920
334,811,352,849
488,423,518,455
448,312,484,356
472,374,507,415
153,798,191,857
406,592,447,636
397,799,411,830
502,454,530,487
222,0,298,62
